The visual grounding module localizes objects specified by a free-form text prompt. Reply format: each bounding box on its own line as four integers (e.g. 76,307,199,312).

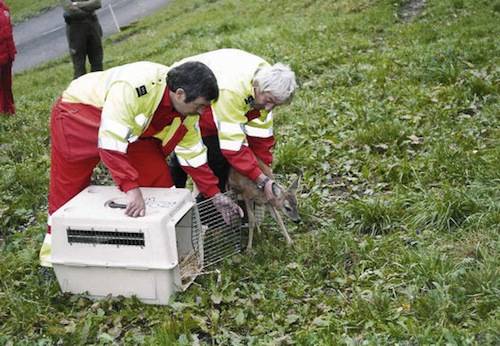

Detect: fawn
227,159,300,250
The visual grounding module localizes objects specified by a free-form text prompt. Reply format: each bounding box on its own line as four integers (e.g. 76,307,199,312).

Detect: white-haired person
168,48,297,202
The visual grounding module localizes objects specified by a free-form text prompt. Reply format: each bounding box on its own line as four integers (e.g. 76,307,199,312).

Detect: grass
5,0,59,24
1,0,499,344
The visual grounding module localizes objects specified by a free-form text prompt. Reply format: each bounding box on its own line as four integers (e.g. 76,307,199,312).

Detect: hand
125,188,146,217
256,173,277,202
263,178,277,202
212,193,244,225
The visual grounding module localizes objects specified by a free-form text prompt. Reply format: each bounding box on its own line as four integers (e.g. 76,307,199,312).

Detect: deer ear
271,182,283,198
289,176,299,192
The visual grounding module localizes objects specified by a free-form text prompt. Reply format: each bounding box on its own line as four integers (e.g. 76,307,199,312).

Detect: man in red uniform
40,61,242,266
0,0,16,115
169,49,297,200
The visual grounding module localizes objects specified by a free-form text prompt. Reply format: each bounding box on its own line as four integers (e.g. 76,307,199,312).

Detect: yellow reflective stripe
219,121,243,134
98,136,129,152
177,152,207,168
244,125,273,138
135,113,148,127
100,117,130,140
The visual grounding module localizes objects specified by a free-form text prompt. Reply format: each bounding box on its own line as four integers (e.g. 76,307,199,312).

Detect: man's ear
174,88,186,101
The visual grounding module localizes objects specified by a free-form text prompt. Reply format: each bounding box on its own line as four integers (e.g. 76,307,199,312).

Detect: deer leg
269,206,293,245
255,220,262,235
254,204,266,233
244,199,256,252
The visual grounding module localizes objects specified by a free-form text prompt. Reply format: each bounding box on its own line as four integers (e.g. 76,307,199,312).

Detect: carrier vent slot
67,228,145,246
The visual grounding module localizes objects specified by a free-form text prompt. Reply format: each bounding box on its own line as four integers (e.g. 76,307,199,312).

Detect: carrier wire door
192,191,243,268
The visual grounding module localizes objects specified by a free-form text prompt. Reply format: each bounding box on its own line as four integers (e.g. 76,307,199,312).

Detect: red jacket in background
0,0,16,65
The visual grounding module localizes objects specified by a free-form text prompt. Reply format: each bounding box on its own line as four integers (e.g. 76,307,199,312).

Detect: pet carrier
50,186,242,305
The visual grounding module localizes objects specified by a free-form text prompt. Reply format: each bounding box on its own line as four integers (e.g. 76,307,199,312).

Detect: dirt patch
399,0,426,22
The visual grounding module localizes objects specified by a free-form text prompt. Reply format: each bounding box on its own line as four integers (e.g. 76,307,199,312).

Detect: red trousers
48,100,173,225
0,61,15,114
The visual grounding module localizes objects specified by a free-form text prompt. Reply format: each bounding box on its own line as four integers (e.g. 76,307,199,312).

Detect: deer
227,159,300,251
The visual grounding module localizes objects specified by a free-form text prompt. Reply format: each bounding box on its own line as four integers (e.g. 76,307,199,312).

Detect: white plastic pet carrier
50,186,242,305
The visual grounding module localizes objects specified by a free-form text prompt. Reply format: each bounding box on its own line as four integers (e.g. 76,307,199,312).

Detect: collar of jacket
142,88,184,137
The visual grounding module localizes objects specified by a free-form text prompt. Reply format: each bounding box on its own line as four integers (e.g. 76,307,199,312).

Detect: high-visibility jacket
174,49,275,181
0,0,16,65
62,61,219,197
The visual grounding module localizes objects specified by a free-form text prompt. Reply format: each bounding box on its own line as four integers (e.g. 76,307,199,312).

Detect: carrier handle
108,201,127,209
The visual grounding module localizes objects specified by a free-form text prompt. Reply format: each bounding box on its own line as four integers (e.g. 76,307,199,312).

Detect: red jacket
0,0,16,65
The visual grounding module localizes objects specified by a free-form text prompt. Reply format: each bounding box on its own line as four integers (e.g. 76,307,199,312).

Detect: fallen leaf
408,134,423,145
211,292,223,305
286,314,300,325
312,316,330,327
235,310,245,325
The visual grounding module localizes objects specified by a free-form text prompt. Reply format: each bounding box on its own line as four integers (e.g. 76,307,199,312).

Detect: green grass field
1,0,499,344
5,0,59,24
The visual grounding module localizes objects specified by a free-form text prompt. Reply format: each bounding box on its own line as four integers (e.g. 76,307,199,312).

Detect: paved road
13,0,171,74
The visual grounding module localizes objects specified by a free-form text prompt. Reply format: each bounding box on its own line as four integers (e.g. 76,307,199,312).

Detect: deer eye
284,204,292,212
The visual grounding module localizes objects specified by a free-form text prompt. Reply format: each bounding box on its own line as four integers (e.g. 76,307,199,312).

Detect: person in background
62,0,103,79
0,0,16,115
169,49,297,202
40,61,242,267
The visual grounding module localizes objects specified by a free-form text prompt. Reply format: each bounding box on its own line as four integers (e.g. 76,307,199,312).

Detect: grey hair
253,63,297,104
